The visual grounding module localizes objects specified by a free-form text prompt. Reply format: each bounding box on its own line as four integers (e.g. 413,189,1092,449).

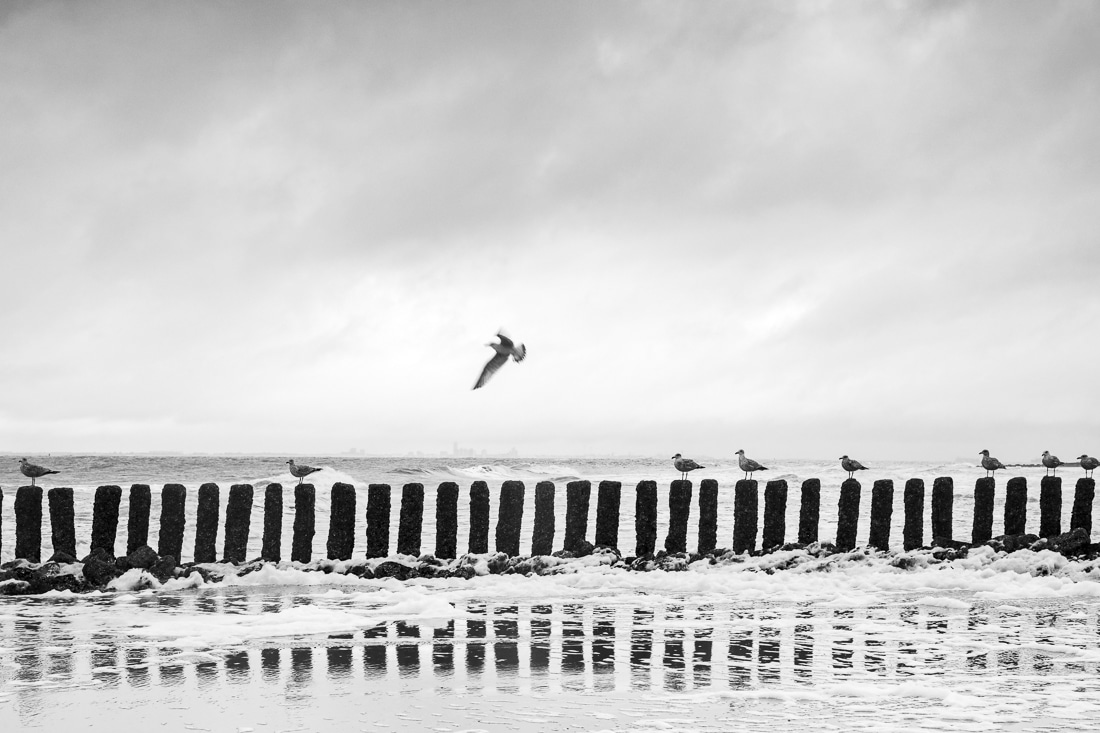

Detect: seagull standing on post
1041,451,1064,477
671,453,704,481
839,455,868,479
979,450,1006,478
286,459,322,485
18,458,59,487
473,332,526,390
1077,454,1098,479
734,450,767,480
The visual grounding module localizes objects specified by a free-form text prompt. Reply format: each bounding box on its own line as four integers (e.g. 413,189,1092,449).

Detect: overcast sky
1,1,1097,460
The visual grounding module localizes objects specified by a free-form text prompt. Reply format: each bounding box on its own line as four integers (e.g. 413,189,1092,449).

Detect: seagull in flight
1077,454,1098,479
839,455,868,479
18,458,59,487
286,459,322,485
473,331,526,390
1041,451,1064,476
671,453,704,481
734,450,767,480
979,449,1006,478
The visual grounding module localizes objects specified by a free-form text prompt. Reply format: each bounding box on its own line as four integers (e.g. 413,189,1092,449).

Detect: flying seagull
286,459,322,485
19,458,59,487
979,449,1006,478
1041,451,1064,477
473,332,526,390
734,449,767,480
839,455,868,479
671,453,704,481
1077,454,1098,479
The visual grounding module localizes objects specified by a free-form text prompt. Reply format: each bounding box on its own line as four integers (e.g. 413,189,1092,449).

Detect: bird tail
46,470,60,475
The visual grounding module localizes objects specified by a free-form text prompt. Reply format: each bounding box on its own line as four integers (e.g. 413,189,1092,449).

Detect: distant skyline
2,1,1098,461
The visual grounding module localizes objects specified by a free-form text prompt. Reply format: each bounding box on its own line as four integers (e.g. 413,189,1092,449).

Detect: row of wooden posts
1,476,1096,565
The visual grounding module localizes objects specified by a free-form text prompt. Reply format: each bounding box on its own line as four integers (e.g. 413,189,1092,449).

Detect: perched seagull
979,449,1006,478
18,458,59,487
1078,454,1099,479
473,332,527,390
286,459,322,485
1041,451,1064,476
671,453,704,481
734,449,767,480
839,455,868,479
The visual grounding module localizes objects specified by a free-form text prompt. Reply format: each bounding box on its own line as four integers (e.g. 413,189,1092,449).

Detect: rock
1035,527,1091,556
81,547,115,564
83,555,122,587
373,561,417,580
47,551,77,564
0,580,31,595
450,565,476,580
345,564,375,579
150,556,178,583
417,554,443,567
486,552,510,574
551,550,575,559
987,534,1038,553
932,537,970,550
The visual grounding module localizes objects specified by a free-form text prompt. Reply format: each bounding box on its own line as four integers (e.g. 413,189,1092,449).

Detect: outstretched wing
512,343,526,362
473,352,509,390
496,332,514,349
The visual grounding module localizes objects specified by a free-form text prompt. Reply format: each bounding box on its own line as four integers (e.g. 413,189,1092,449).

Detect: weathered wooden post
90,485,122,558
193,483,220,564
836,479,861,551
433,482,458,559
14,487,42,562
902,479,924,551
1004,477,1027,536
222,484,253,564
1070,478,1095,536
291,483,316,563
868,480,893,551
48,487,76,560
665,480,692,554
469,481,490,554
531,481,555,556
594,480,621,549
931,478,953,541
157,484,187,562
732,479,758,554
365,483,391,558
327,482,356,561
126,484,151,555
762,480,788,551
495,480,524,556
972,477,995,545
262,484,283,562
564,480,591,554
697,479,719,555
1040,476,1061,537
798,479,820,544
635,480,658,557
397,483,424,557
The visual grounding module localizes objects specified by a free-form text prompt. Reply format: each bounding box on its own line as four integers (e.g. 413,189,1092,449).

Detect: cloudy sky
1,1,1097,460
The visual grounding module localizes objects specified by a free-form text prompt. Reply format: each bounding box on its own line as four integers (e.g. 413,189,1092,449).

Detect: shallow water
2,583,1099,732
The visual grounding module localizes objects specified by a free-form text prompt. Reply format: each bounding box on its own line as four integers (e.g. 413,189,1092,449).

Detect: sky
1,1,1098,461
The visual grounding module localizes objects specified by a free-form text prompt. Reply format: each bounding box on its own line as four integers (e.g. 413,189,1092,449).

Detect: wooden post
868,479,893,551
366,483,391,558
495,480,525,556
1070,478,1095,536
1040,476,1061,537
1004,477,1027,536
972,477,995,545
126,484,151,555
531,481,555,556
564,480,591,554
762,480,788,551
697,479,719,555
469,481,490,554
48,487,76,560
262,483,283,562
14,486,42,562
836,479,861,551
326,482,356,561
902,479,924,551
634,481,658,557
594,480,621,549
398,483,425,557
931,477,953,541
90,485,122,557
665,480,692,554
798,479,820,545
193,483,220,564
222,484,253,564
732,479,758,554
157,484,187,562
291,484,316,563
435,482,459,559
